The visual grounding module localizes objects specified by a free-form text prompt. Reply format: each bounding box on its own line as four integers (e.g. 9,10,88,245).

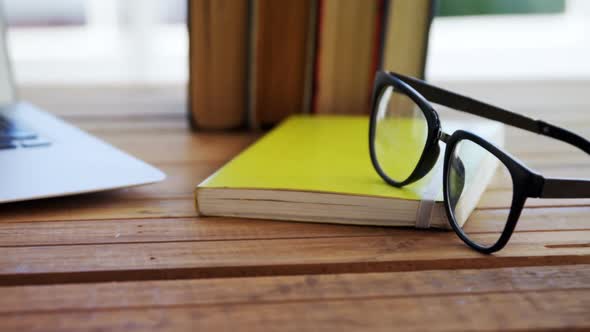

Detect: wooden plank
1,288,588,331
0,217,397,246
0,206,587,247
116,162,221,198
1,290,588,331
2,187,586,223
0,195,197,223
0,230,588,285
0,265,587,313
72,115,190,134
99,132,258,164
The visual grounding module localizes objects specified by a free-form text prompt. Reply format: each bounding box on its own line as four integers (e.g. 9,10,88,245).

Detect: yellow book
195,115,503,229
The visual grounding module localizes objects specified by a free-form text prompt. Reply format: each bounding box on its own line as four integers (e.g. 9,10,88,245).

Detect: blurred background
2,0,590,84
3,0,186,84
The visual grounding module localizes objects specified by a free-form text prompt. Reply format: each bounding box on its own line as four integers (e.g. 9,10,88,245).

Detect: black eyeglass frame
369,71,590,254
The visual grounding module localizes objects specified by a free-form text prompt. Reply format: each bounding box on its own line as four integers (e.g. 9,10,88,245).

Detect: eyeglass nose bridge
439,130,451,143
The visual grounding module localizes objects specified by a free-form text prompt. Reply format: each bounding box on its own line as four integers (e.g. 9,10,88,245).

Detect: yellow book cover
196,115,502,229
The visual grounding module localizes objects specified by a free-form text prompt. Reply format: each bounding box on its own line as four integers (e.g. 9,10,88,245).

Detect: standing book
248,0,316,128
188,0,249,129
195,116,504,229
313,0,383,115
381,0,433,77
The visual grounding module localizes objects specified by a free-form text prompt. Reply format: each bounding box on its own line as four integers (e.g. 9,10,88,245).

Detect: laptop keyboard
0,114,51,150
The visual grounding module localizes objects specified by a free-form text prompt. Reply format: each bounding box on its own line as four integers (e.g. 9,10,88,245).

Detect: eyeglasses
369,71,590,254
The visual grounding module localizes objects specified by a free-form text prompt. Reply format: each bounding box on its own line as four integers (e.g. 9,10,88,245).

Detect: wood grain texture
1,265,587,314
0,206,586,247
0,85,587,331
0,230,587,285
2,290,589,332
1,266,588,331
0,195,197,222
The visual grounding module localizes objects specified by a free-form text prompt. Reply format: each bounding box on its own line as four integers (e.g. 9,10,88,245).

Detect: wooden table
1,85,588,331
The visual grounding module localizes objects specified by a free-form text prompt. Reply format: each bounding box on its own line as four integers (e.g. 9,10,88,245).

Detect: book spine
310,0,324,114
420,0,435,79
313,0,379,114
247,0,259,129
188,0,249,130
301,0,319,115
377,0,393,70
369,0,387,107
248,0,315,128
381,0,432,78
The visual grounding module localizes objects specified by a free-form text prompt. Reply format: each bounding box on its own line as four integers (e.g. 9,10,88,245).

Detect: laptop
0,10,165,203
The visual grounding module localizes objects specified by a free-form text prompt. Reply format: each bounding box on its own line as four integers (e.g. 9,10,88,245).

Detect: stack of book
188,0,434,130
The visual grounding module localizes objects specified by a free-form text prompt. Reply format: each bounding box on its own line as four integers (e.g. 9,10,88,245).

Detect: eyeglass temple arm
392,73,590,155
540,178,590,198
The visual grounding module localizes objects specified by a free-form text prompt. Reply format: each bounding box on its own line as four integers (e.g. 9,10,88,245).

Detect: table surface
1,85,589,331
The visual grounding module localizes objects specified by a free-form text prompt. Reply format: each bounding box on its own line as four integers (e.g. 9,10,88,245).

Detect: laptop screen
0,7,15,106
